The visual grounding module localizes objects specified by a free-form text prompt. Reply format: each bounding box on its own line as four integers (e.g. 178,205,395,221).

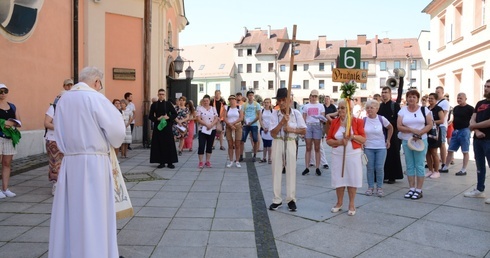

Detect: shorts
0,137,16,155
263,139,272,148
305,123,323,140
242,125,258,142
448,128,471,153
439,126,447,143
226,124,242,142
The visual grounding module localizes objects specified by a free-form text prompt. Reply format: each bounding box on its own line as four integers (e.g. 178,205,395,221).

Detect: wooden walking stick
339,81,358,177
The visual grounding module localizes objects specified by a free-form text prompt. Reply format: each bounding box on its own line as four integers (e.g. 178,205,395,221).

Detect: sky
180,0,431,47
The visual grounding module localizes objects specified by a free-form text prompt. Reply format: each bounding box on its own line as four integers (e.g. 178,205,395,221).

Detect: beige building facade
423,0,490,106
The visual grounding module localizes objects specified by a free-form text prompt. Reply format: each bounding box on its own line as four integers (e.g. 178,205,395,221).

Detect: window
199,65,205,70
360,61,369,70
439,16,446,47
360,83,367,90
216,84,220,91
238,49,243,57
330,62,335,70
319,80,325,89
256,63,261,73
303,80,309,90
380,61,387,71
428,59,431,65
319,63,325,71
253,81,259,90
380,77,386,87
333,85,338,93
268,80,273,90
199,84,204,93
293,64,297,71
280,65,286,72
219,64,225,69
475,0,486,28
428,41,431,50
247,64,252,73
303,64,309,71
238,64,243,73
410,60,417,70
268,63,274,72
280,80,286,88
454,4,463,39
247,49,252,56
241,81,246,90
394,61,401,69
428,78,431,89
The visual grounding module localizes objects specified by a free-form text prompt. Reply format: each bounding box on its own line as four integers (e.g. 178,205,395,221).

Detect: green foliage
340,80,358,99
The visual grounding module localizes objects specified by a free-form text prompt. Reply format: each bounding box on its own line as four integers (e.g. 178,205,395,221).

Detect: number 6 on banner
339,47,361,69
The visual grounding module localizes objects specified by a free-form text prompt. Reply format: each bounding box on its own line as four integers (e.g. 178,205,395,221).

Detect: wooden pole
143,0,151,147
341,97,352,178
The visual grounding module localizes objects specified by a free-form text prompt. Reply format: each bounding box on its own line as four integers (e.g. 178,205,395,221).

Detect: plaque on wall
113,68,136,81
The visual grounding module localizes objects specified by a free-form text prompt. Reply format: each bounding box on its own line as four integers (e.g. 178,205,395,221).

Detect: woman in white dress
326,99,366,216
120,99,133,158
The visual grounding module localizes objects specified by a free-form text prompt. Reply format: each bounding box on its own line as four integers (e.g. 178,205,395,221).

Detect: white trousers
271,139,297,204
309,139,328,165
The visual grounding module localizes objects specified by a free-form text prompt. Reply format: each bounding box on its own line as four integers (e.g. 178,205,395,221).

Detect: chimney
244,27,248,37
357,34,367,45
318,35,327,50
268,25,271,39
382,38,390,44
372,35,378,57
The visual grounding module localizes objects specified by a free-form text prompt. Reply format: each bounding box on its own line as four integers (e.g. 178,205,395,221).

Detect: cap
273,88,288,99
0,84,7,90
310,89,319,96
63,79,74,86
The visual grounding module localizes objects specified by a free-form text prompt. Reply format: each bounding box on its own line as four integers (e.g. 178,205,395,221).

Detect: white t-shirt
45,105,56,141
197,105,218,131
364,115,391,149
126,102,136,124
302,103,325,124
436,99,450,128
397,106,431,140
260,108,274,130
226,106,241,124
353,104,362,118
270,109,307,138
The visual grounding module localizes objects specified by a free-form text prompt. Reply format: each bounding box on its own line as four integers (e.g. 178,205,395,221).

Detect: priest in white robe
49,66,126,258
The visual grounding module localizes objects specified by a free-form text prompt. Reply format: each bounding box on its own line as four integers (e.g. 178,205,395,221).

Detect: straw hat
407,136,425,152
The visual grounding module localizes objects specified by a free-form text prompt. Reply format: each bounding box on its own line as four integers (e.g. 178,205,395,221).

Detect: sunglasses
0,89,8,94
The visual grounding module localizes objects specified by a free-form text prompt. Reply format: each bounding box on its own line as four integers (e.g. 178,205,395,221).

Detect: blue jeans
402,139,428,177
473,138,490,192
241,125,258,142
448,128,471,153
365,148,387,188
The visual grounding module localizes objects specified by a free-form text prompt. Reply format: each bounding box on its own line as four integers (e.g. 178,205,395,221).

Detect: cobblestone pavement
0,140,489,258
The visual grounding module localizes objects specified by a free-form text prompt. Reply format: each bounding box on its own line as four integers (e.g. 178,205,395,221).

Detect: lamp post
184,60,194,80
164,47,185,76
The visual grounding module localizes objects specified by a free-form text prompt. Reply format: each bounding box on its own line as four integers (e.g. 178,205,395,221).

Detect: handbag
361,152,368,166
110,148,134,220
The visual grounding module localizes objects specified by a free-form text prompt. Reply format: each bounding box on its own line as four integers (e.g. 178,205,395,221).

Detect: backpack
363,115,387,140
261,108,272,114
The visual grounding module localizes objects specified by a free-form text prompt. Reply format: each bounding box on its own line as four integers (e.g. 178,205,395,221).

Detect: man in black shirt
378,82,404,183
465,80,490,203
440,93,474,175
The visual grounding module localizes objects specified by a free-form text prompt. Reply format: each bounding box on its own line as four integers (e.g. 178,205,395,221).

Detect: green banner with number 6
338,47,361,69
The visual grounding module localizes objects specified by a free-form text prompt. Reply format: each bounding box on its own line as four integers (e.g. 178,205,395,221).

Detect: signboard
332,68,368,83
113,68,136,81
338,47,361,69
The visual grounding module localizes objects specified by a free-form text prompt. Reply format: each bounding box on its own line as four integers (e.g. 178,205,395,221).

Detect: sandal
404,190,415,199
377,188,384,197
220,146,226,150
365,188,374,196
258,159,266,163
411,191,423,200
268,159,272,164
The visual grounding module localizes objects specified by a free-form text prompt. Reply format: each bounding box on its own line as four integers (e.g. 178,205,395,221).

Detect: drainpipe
73,0,78,82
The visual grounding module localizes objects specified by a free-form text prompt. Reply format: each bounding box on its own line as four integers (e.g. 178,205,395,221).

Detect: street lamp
184,60,194,80
164,46,185,75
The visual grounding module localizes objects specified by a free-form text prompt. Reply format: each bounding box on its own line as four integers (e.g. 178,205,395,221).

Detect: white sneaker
464,189,485,198
226,161,233,168
2,189,16,197
235,162,241,168
485,198,490,204
429,172,440,179
0,191,5,199
52,182,57,196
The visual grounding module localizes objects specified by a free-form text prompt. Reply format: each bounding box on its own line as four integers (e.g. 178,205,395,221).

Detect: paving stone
118,245,155,258
424,205,490,232
151,246,205,258
208,231,256,247
168,218,212,230
12,226,50,243
215,206,253,218
205,246,257,258
181,198,217,208
0,242,47,258
128,190,158,198
175,207,215,218
146,197,184,207
136,207,178,218
0,226,31,241
123,217,171,231
211,218,254,231
0,213,50,226
158,230,209,247
0,202,34,212
276,240,335,258
117,229,163,245
22,203,53,214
